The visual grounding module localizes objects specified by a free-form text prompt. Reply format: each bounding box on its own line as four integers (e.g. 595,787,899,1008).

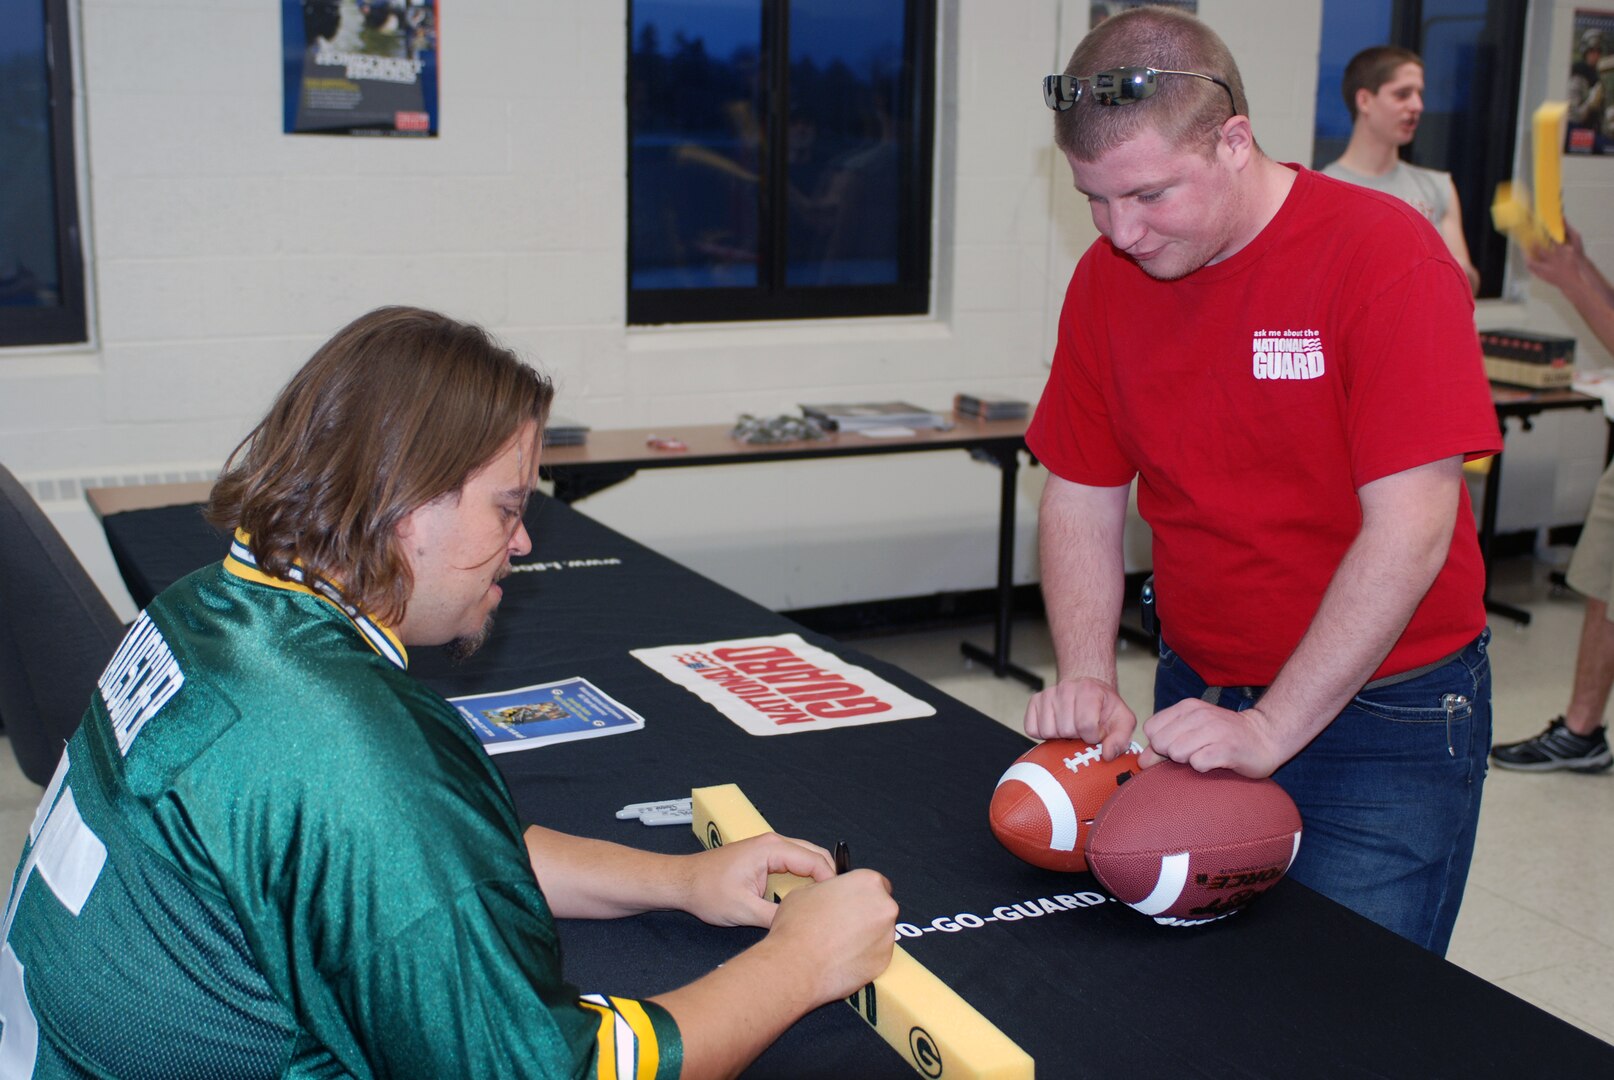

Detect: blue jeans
1154,630,1492,955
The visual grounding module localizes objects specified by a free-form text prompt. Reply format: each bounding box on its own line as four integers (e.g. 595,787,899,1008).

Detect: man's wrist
1055,668,1118,690
1241,698,1314,772
743,930,833,1011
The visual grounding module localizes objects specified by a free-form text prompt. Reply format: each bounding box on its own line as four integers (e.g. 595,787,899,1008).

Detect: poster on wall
1090,1,1196,31
1566,8,1614,155
282,1,439,136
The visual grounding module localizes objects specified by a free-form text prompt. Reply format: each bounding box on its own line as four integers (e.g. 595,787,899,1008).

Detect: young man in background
1322,46,1481,293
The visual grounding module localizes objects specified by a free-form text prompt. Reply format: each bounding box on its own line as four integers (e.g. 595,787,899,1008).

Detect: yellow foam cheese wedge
1533,101,1567,244
691,784,1035,1079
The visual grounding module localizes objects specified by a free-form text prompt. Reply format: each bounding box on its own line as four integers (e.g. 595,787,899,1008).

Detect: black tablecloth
101,495,1614,1078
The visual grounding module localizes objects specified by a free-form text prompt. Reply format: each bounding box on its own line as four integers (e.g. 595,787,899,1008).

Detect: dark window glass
628,0,934,324
1311,0,1526,299
630,2,764,291
783,0,905,287
1311,0,1395,167
1414,0,1525,299
0,0,85,346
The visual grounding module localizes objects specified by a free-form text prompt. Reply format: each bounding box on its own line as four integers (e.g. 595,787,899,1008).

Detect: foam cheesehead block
1491,180,1532,239
1534,101,1567,244
690,784,1034,1079
1491,100,1569,255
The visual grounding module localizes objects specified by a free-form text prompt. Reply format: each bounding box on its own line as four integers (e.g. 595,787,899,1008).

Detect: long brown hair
207,306,553,624
1054,6,1250,163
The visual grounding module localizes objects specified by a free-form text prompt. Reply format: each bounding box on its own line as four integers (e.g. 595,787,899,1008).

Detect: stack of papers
953,392,1029,420
799,401,948,431
544,415,590,447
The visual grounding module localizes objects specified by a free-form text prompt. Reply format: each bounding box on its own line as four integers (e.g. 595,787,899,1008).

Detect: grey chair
0,464,125,785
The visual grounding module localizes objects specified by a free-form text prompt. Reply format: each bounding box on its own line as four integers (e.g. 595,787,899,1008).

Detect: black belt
1194,644,1469,704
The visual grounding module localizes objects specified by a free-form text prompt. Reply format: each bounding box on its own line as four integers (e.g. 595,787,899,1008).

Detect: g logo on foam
909,1025,943,1077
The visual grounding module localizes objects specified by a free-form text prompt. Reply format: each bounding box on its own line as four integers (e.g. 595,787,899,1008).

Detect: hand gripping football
989,739,1142,872
1085,761,1302,926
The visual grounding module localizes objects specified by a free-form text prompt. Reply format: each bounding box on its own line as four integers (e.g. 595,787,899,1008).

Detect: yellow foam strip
1490,180,1531,236
1534,101,1567,244
691,784,1035,1080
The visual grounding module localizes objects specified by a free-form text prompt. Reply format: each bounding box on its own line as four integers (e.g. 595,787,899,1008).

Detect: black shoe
1491,717,1613,772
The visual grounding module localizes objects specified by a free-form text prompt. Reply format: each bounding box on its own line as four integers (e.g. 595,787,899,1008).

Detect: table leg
1479,427,1531,625
960,446,1045,691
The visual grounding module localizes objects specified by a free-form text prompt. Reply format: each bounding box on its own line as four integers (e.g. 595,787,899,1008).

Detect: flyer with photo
631,633,936,736
449,677,645,755
282,0,440,136
1566,9,1614,155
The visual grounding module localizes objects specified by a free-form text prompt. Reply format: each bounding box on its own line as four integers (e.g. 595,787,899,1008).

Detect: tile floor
1,553,1610,1046
852,554,1614,1046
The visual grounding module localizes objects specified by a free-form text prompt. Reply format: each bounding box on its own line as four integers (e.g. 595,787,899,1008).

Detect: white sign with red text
630,634,937,736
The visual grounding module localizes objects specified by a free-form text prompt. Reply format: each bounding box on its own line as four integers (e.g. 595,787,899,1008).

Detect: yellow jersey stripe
610,997,659,1080
578,998,619,1080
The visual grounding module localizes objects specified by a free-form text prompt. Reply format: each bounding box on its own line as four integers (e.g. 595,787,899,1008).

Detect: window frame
1,0,87,348
626,0,937,326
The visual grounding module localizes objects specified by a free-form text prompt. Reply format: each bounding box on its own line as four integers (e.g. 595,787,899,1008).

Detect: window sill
0,342,101,377
625,315,953,353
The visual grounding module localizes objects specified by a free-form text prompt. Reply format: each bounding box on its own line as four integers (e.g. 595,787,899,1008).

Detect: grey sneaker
1491,717,1613,773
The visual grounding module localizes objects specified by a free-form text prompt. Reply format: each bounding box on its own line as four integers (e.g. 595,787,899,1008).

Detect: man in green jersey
0,306,897,1078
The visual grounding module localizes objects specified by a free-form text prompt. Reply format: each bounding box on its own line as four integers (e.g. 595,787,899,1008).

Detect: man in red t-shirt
1027,8,1499,954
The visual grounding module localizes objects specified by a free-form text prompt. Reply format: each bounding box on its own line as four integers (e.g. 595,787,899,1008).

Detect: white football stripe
1289,830,1302,869
995,762,1079,851
1132,851,1190,916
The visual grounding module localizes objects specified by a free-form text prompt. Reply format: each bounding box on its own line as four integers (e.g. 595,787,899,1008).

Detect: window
1312,0,1527,298
0,0,85,347
627,0,935,324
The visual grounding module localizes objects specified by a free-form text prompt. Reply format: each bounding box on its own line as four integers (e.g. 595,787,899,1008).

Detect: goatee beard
448,612,498,661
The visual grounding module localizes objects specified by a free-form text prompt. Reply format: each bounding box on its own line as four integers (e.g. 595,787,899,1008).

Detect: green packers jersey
0,542,681,1079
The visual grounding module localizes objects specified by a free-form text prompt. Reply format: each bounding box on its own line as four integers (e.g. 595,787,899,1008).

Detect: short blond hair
1054,6,1249,162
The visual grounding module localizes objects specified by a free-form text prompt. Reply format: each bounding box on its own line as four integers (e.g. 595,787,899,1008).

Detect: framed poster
282,1,439,136
1566,8,1614,155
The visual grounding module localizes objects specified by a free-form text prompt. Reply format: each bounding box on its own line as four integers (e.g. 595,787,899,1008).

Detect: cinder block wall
3,0,1602,622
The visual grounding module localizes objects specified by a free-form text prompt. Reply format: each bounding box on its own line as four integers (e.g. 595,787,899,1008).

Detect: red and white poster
631,633,936,736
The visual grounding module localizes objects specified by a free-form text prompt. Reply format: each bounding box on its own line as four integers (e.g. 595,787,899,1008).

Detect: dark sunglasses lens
1095,67,1154,105
1043,74,1073,111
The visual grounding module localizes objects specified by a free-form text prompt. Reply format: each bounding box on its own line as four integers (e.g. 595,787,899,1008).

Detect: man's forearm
524,826,687,918
1560,267,1614,358
1252,464,1460,761
651,939,820,1080
1578,249,1614,308
1039,480,1130,685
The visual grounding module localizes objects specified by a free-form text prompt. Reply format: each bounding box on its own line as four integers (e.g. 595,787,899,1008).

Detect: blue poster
450,677,647,755
282,1,440,136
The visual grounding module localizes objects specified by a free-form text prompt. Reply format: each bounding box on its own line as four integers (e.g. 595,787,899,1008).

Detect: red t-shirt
1028,166,1500,686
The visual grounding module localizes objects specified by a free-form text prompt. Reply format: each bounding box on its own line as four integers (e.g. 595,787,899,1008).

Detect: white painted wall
1502,0,1614,367
1472,1,1614,536
2,0,1606,623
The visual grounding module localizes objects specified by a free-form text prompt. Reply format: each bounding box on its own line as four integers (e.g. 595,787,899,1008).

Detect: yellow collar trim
223,530,409,670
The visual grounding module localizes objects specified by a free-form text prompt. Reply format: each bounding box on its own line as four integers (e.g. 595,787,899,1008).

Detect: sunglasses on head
1043,66,1237,113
